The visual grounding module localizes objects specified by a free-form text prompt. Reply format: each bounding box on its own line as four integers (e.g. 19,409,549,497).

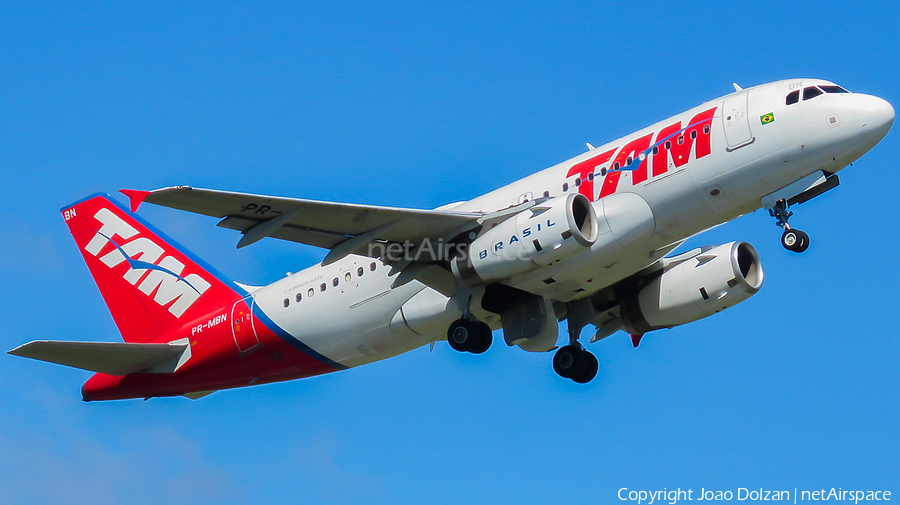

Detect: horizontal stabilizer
8,340,189,376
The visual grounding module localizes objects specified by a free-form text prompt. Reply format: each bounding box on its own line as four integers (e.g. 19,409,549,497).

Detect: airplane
9,78,893,401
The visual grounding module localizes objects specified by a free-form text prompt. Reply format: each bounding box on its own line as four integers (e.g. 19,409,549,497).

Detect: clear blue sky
2,2,897,504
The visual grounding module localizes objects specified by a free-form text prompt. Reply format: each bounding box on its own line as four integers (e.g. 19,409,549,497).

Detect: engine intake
452,193,598,286
621,241,764,333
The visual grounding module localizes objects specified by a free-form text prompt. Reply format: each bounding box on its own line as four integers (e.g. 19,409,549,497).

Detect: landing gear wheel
447,319,480,352
781,229,810,253
571,351,598,383
794,230,809,252
469,322,493,354
553,345,587,379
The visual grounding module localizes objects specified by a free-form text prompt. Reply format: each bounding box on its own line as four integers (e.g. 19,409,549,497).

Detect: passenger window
308,288,314,297
690,130,697,139
803,86,823,100
357,267,364,276
587,173,594,181
283,298,290,308
345,272,352,282
652,146,659,155
664,141,671,150
333,277,339,287
820,85,849,94
562,182,568,191
296,293,302,303
677,136,684,145
613,162,620,170
626,156,633,165
370,262,376,271
703,125,710,134
574,177,581,186
320,283,326,292
786,90,800,105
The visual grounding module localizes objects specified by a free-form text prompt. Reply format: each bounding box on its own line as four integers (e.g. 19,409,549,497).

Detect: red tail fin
61,194,244,343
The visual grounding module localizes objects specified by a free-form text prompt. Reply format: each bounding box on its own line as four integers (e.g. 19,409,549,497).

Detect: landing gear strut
552,299,599,383
769,199,809,253
447,318,492,354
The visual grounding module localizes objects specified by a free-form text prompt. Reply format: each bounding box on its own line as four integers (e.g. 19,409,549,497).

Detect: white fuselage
247,79,893,369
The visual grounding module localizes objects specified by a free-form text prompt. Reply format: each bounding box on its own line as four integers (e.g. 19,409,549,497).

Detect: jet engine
452,193,598,286
620,242,764,333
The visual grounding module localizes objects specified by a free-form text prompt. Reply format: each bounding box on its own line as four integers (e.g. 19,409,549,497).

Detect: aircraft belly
339,280,436,367
390,286,460,337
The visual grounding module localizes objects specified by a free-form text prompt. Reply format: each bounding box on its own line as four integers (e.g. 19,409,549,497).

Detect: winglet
630,334,644,348
119,189,151,213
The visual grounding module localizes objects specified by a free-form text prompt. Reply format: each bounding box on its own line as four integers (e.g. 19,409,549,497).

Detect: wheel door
231,296,261,354
721,92,755,151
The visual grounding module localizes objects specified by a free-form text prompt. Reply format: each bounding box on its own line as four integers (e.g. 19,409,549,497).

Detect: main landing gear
553,344,598,384
553,299,599,384
447,318,493,354
769,199,809,253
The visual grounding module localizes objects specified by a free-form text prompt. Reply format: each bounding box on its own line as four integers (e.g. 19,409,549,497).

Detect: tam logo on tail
81,206,211,318
61,194,244,343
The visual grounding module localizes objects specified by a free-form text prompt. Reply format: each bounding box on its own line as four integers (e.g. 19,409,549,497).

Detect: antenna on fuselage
733,83,743,91
586,142,595,151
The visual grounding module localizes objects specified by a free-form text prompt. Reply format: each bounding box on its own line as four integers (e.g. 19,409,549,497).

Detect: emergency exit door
721,92,755,151
231,296,261,354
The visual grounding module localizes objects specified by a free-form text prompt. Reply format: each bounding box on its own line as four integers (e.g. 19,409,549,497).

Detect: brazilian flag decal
760,112,775,125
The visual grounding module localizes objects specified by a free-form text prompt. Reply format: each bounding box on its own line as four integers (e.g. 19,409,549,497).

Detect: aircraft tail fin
8,340,189,375
60,194,245,343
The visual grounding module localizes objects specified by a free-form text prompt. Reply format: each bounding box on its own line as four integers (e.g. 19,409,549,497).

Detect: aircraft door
231,296,261,354
721,92,755,151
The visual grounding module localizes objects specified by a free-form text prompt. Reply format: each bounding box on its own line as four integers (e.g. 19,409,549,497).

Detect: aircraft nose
857,94,894,142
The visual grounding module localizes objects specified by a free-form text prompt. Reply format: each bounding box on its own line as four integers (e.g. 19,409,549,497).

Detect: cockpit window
786,90,800,105
820,85,849,94
803,86,824,100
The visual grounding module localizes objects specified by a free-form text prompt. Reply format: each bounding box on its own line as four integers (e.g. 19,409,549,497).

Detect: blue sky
2,1,898,504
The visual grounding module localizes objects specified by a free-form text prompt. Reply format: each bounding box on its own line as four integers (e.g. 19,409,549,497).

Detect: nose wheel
770,199,810,253
553,345,598,384
447,319,493,354
781,228,809,253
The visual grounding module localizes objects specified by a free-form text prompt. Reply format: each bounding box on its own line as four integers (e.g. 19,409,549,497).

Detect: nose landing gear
770,199,809,253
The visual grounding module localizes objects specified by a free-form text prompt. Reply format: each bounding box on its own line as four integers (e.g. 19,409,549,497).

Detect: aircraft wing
124,186,491,264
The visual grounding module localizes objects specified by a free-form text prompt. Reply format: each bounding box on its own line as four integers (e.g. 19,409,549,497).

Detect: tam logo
83,208,211,318
567,107,717,200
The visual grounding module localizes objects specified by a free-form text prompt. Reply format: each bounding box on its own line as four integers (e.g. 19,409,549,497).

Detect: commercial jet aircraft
9,79,893,401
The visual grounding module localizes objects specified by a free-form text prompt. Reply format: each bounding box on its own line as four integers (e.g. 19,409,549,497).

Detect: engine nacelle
452,193,598,286
620,242,764,333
